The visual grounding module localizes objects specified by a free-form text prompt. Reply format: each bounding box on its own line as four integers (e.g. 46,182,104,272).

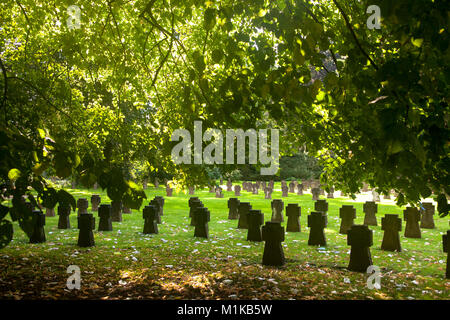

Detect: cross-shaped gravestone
363,201,378,226
286,203,301,232
271,199,284,222
297,183,303,195
215,187,224,198
98,204,113,231
381,214,402,252
111,200,123,222
281,186,289,197
404,207,421,238
289,181,296,193
76,198,89,228
237,202,252,229
262,221,285,266
91,194,101,211
45,207,55,217
227,179,233,192
264,187,272,200
154,196,165,217
234,185,241,196
339,205,356,234
252,184,259,195
443,231,450,279
194,207,210,239
307,211,327,246
326,187,334,199
77,213,95,247
57,205,71,229
347,225,373,272
122,206,131,214
228,198,240,220
166,187,173,197
311,188,320,201
77,198,89,216
247,209,264,242
420,202,435,229
189,198,203,226
372,190,380,202
149,199,162,224
30,210,46,243
314,199,328,213
143,205,159,234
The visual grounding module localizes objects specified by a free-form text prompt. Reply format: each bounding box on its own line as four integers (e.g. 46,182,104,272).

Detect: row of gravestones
20,193,449,279
184,196,449,277
23,195,165,247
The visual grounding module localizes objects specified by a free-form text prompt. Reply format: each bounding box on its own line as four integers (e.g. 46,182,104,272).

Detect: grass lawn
0,183,449,300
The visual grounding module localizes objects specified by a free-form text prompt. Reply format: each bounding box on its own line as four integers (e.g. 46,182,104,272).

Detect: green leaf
204,8,216,31
8,168,21,181
411,38,423,47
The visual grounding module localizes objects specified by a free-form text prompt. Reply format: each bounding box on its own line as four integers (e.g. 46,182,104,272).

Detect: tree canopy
0,0,449,248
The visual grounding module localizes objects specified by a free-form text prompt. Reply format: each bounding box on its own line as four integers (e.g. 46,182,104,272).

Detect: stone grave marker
264,187,272,200
209,185,215,193
314,199,328,213
297,183,303,195
188,186,195,195
77,213,95,247
286,204,301,232
90,194,101,211
372,190,380,202
381,214,402,252
281,186,289,197
347,225,373,272
237,202,252,229
227,179,233,192
271,199,284,222
188,197,202,226
234,185,241,196
143,205,159,234
149,199,162,224
247,209,264,242
30,210,46,243
77,198,89,228
122,206,131,214
404,207,421,238
215,186,224,198
262,222,285,266
166,186,173,197
289,181,296,193
339,205,356,234
57,205,71,229
363,201,378,226
228,198,240,220
154,196,165,217
311,188,320,201
111,200,123,222
98,204,113,231
420,202,435,229
307,211,327,246
194,207,210,239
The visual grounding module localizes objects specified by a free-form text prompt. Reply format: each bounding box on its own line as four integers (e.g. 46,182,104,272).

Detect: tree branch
332,0,378,70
